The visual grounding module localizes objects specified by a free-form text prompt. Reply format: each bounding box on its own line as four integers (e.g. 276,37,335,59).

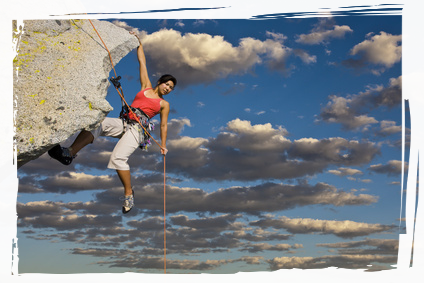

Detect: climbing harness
127,107,155,151
87,19,168,273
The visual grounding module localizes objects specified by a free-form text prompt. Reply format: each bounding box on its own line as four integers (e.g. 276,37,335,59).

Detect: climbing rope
87,19,168,274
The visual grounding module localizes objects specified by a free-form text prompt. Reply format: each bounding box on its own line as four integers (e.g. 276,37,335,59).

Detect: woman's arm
130,31,152,90
159,100,170,155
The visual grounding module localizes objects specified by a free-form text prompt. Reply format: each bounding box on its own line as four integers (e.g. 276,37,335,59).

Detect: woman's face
159,80,175,95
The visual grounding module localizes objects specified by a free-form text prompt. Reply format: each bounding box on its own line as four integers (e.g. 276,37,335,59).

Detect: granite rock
14,19,138,168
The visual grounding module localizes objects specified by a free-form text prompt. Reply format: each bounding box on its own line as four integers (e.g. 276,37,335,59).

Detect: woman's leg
116,169,133,196
69,130,94,156
108,124,142,196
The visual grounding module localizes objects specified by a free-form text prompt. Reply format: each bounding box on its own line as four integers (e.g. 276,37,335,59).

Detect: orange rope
87,19,167,274
164,157,167,273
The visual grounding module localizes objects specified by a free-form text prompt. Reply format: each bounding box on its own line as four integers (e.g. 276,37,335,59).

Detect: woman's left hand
161,148,168,156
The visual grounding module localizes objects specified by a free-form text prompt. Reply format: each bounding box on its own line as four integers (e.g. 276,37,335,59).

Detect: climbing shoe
121,189,134,214
48,145,75,165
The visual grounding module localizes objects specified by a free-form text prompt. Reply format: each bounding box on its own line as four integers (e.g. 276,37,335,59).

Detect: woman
48,31,176,214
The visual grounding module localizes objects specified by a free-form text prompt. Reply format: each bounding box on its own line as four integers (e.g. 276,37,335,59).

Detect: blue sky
14,11,408,275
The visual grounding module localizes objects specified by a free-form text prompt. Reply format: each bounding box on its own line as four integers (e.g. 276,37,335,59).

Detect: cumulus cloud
20,117,382,190
112,25,317,87
319,76,402,131
17,200,69,218
18,180,378,229
328,167,363,177
17,195,396,272
251,216,394,238
317,238,398,255
369,160,407,176
377,120,402,136
288,137,379,165
87,181,377,216
296,17,353,45
0,201,122,230
18,168,172,195
293,49,317,64
240,243,303,253
319,95,378,130
162,118,380,181
91,253,263,271
343,31,401,74
38,172,119,194
17,71,396,272
15,186,389,272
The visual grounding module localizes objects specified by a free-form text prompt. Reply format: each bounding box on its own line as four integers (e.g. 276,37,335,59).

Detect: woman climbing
48,31,177,214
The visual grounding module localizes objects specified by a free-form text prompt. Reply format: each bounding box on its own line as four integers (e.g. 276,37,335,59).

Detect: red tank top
130,88,162,119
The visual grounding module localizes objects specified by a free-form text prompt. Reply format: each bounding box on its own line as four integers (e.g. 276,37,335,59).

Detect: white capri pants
91,117,145,170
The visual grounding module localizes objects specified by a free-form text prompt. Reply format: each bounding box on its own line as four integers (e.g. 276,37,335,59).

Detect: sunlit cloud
319,76,402,131
369,160,408,176
342,32,401,74
295,17,353,45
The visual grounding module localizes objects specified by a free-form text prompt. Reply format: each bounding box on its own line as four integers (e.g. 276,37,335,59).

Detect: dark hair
157,74,177,87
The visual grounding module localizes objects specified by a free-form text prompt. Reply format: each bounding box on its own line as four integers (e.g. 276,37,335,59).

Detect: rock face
14,19,138,168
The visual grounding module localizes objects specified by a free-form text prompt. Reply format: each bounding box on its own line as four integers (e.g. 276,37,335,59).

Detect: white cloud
253,216,393,238
350,32,402,68
319,76,402,131
175,20,185,28
159,118,381,181
112,27,317,87
137,29,262,85
343,32,401,74
378,120,402,136
319,95,379,130
328,167,363,176
369,160,407,176
318,240,424,255
293,49,317,64
111,20,140,33
295,17,353,45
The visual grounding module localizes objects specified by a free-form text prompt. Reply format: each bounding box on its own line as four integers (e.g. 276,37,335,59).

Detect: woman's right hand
130,31,140,39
